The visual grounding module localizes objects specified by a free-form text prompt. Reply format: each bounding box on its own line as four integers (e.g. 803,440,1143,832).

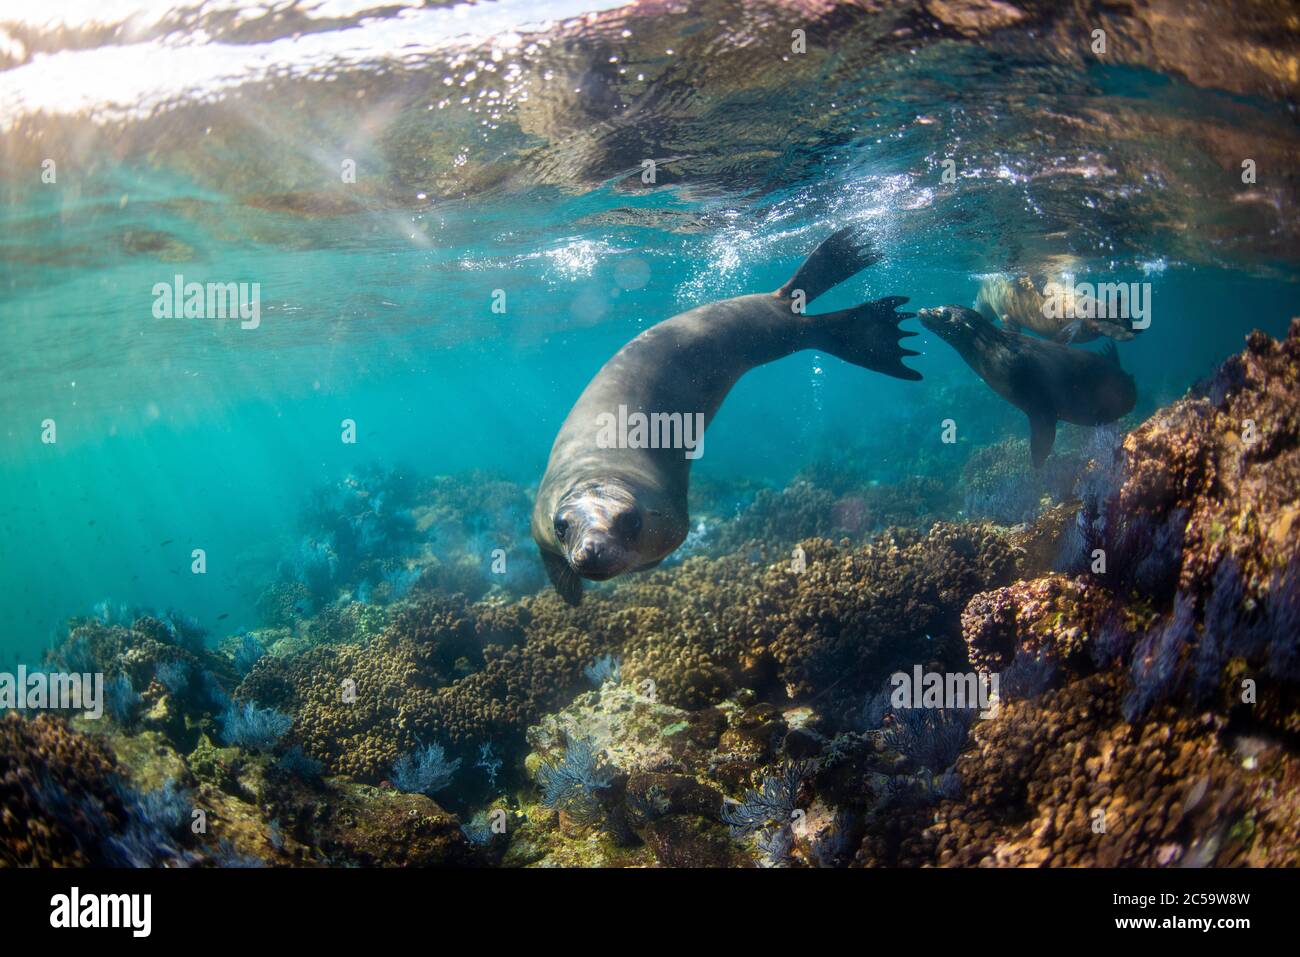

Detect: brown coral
905,674,1266,867
239,522,1021,780
0,714,127,867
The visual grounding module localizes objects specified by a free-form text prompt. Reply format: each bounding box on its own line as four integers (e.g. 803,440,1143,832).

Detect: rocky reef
3,322,1298,868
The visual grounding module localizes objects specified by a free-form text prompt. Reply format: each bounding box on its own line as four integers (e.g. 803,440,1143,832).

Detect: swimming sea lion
975,273,1137,344
533,227,922,604
919,304,1136,468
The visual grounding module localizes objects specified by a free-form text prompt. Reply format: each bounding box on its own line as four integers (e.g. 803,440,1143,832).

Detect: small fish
160,539,174,546
217,613,229,621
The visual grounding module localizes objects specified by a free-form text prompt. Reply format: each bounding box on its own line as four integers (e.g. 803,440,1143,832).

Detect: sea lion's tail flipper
1028,412,1057,468
776,226,880,303
811,295,922,381
540,548,584,606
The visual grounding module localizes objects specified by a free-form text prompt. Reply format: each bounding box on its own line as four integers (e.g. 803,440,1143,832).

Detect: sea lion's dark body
920,305,1136,467
533,228,921,603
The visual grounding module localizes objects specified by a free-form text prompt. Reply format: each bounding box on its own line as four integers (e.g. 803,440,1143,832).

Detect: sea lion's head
534,477,685,604
549,480,647,581
919,305,988,351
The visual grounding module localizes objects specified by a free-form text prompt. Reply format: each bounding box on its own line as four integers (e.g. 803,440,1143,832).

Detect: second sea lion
919,304,1136,467
975,273,1137,344
532,227,922,604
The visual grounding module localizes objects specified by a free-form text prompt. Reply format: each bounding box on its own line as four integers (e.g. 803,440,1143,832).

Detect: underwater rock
961,574,1118,674
243,192,366,218
101,728,192,795
300,783,473,867
623,773,724,826
527,684,702,777
879,321,1300,867
34,324,1277,869
518,682,786,867
117,227,195,262
912,674,1269,867
640,814,751,868
923,0,1028,38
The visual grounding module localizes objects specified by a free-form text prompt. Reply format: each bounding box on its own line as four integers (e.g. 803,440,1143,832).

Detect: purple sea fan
881,707,976,773
537,737,612,825
392,741,461,795
721,760,815,836
1000,648,1058,701
1194,558,1247,703
1089,607,1131,670
1263,551,1300,682
220,701,292,752
1122,591,1195,722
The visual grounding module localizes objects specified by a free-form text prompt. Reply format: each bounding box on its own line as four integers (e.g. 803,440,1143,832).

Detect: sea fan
881,707,976,773
720,759,814,836
1123,591,1195,722
755,825,795,868
1000,649,1058,701
220,701,292,751
583,654,621,687
154,660,191,694
232,634,266,677
279,746,324,782
392,742,461,795
536,737,612,824
105,674,140,725
475,742,503,788
460,810,498,846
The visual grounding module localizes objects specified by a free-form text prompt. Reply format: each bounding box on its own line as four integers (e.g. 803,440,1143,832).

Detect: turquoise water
0,1,1297,662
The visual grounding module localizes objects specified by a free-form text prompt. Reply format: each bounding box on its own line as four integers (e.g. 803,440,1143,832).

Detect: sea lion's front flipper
1028,413,1057,468
776,226,880,304
540,548,584,605
810,296,922,381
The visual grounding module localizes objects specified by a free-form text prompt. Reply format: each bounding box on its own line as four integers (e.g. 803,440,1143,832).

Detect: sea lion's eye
616,511,642,538
553,517,569,542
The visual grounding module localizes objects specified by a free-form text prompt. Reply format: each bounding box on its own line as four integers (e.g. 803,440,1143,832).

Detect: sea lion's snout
552,483,643,581
920,305,980,341
570,532,622,580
